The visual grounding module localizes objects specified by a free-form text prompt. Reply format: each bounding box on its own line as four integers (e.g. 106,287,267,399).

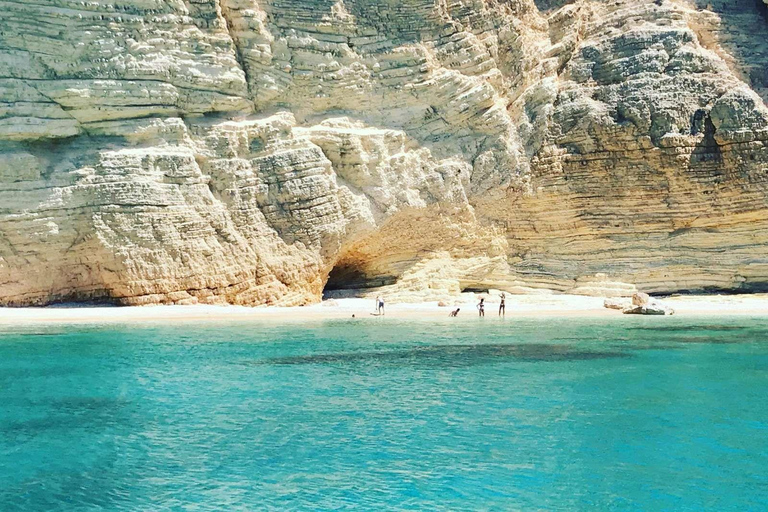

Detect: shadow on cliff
322,261,396,299
690,111,723,166
692,0,768,103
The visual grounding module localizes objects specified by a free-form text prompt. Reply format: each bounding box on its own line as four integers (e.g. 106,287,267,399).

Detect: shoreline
0,294,767,326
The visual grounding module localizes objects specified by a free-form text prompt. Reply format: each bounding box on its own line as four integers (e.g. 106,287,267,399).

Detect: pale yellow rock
632,293,652,307
604,298,630,311
1,0,768,306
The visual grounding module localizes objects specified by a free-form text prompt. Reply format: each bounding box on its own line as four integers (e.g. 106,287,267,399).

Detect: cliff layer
1,0,768,305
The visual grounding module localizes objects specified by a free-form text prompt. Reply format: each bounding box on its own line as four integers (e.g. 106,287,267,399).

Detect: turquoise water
1,317,768,510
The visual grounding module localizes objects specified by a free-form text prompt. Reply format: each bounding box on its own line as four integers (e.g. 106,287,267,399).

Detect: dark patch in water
610,344,682,352
1,397,132,436
0,332,69,338
669,336,742,345
258,343,630,366
0,365,82,379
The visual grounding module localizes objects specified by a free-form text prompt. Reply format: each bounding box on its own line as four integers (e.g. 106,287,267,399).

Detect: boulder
604,298,631,310
622,301,675,316
632,292,651,307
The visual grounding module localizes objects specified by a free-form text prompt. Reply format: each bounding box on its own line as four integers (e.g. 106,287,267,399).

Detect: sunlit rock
1,0,768,306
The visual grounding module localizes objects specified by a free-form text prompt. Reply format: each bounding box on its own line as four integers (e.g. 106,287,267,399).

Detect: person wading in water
477,298,485,317
499,293,506,317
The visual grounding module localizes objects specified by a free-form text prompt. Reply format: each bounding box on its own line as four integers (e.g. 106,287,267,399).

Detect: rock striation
1,0,768,306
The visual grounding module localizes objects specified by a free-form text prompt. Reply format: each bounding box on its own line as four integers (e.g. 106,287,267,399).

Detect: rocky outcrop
622,293,675,315
1,0,768,306
603,297,630,311
604,293,674,315
622,303,675,316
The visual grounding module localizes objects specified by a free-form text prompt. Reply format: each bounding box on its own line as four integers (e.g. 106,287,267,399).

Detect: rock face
1,0,768,306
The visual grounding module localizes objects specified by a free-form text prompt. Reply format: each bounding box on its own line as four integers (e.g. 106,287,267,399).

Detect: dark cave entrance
460,286,490,294
324,263,370,292
322,261,397,298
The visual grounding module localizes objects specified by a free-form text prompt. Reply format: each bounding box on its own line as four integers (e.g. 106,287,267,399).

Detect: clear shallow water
1,317,768,511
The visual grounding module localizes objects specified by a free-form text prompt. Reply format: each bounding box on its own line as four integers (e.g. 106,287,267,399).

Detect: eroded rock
1,0,768,306
604,298,631,311
632,293,652,307
622,304,675,316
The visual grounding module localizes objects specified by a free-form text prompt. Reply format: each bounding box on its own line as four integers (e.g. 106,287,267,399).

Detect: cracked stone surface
1,0,768,305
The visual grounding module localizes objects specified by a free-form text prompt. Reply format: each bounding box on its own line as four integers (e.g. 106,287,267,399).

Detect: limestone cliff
1,0,767,306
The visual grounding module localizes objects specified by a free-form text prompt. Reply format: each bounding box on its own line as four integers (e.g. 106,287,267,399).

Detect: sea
1,316,767,510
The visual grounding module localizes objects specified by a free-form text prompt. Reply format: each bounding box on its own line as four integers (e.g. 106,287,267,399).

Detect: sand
0,294,767,326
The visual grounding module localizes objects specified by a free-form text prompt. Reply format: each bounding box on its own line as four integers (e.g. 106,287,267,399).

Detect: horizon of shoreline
0,294,767,326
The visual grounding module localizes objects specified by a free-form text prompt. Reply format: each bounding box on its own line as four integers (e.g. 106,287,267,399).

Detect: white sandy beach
0,294,767,325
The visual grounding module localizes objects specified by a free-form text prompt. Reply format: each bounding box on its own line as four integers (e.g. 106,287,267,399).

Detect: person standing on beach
499,293,506,317
477,298,485,317
379,296,385,315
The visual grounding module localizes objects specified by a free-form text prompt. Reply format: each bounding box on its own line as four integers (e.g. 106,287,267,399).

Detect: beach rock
622,304,675,316
623,296,675,315
2,0,768,306
604,298,631,311
610,292,674,314
632,293,652,307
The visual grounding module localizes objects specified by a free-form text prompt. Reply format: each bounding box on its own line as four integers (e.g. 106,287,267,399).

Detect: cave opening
324,263,370,292
322,260,397,298
460,286,490,294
